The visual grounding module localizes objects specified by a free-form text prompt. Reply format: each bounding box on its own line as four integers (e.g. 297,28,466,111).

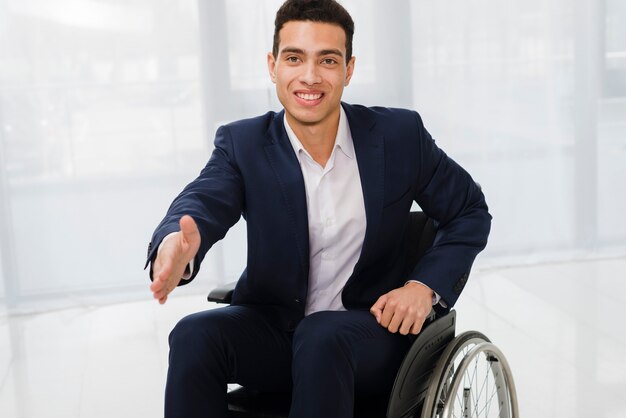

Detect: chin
287,108,321,122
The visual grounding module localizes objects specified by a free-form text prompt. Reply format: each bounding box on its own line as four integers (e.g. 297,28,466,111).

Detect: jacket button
295,298,301,304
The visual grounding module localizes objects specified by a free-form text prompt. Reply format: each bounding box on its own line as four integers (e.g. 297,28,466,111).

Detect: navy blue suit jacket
148,103,491,330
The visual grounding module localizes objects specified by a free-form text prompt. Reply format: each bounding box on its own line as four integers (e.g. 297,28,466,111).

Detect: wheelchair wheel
420,331,519,418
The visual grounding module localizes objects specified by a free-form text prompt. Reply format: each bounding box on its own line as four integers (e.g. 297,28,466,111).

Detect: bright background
2,0,625,313
0,1,625,417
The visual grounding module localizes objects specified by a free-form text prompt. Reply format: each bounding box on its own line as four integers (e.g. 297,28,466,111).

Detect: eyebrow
280,47,344,58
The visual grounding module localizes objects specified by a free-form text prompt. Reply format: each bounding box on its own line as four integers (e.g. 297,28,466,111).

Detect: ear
267,52,277,84
344,56,356,86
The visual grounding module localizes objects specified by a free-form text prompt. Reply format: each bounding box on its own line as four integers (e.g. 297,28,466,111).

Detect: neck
286,108,340,167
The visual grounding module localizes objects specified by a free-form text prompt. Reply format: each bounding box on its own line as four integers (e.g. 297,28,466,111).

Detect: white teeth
297,93,322,101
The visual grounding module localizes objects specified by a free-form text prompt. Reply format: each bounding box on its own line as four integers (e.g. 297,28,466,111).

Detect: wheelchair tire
420,331,488,418
420,331,519,418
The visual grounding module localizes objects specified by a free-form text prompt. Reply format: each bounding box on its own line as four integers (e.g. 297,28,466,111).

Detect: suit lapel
343,103,385,275
261,105,385,280
264,111,310,278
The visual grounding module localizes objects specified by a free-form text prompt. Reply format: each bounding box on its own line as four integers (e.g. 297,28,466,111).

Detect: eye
286,56,300,63
322,58,338,65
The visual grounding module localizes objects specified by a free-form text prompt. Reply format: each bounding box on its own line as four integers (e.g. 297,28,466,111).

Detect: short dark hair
273,0,355,62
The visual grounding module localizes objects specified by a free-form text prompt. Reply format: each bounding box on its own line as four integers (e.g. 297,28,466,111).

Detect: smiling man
146,1,491,417
268,20,354,167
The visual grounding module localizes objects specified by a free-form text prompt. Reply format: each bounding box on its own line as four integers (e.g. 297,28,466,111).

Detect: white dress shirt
284,107,367,315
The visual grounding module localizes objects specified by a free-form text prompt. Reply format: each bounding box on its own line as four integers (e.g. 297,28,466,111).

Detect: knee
167,311,233,387
293,312,351,360
170,312,207,346
168,311,225,364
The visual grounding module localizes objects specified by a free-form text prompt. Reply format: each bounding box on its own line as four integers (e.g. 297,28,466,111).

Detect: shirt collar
283,106,355,160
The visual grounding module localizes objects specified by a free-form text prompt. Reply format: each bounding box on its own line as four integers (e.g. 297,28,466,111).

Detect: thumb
370,294,388,323
179,215,199,243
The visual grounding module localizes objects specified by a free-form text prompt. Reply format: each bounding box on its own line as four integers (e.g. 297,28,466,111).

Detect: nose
299,61,321,85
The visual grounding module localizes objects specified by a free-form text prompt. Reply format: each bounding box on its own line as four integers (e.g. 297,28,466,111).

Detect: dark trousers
164,306,411,418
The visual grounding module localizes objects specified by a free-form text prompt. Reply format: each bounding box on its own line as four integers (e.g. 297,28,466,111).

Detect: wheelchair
207,212,519,418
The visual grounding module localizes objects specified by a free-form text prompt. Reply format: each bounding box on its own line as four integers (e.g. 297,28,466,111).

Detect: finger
398,315,415,335
152,284,165,300
387,310,404,333
410,319,424,335
179,215,199,242
379,299,396,328
370,295,387,323
410,308,431,335
154,272,178,299
151,275,170,299
150,283,161,297
150,261,172,292
150,276,164,294
152,246,174,281
150,270,164,290
153,284,169,300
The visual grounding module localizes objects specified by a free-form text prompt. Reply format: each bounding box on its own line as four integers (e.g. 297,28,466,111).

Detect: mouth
294,91,324,105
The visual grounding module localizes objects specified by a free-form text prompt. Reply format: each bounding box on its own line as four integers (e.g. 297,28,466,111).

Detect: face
267,21,355,131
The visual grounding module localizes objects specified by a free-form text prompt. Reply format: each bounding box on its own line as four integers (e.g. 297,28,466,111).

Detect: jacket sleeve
407,111,492,307
145,125,244,282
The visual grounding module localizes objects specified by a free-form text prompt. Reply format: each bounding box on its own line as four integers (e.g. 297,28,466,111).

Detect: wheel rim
440,342,518,418
428,336,487,418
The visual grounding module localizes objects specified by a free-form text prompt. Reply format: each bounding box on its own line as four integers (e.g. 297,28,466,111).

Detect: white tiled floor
1,257,625,417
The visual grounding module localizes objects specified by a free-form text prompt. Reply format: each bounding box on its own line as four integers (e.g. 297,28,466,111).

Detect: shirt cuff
158,232,193,280
405,280,447,307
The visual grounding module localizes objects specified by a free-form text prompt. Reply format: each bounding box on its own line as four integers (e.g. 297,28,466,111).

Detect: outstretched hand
370,282,434,335
150,215,201,304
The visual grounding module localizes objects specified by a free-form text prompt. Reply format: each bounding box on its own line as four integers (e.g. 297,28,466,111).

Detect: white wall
1,0,625,312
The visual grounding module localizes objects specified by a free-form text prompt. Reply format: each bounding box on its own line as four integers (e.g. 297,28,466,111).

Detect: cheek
325,71,348,89
276,79,292,96
329,80,346,93
275,71,294,89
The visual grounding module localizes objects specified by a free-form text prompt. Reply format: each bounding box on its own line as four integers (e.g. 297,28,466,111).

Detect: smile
295,92,324,101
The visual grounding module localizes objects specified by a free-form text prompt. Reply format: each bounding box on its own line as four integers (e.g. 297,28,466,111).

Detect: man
147,1,491,417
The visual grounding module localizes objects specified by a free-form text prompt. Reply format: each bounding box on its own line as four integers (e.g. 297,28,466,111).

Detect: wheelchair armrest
207,281,237,304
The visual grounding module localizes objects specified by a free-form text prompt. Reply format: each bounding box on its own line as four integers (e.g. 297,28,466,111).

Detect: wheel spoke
426,333,517,418
471,356,490,415
473,386,500,417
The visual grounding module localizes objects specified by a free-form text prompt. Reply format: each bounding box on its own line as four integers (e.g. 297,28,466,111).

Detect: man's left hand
370,282,433,335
